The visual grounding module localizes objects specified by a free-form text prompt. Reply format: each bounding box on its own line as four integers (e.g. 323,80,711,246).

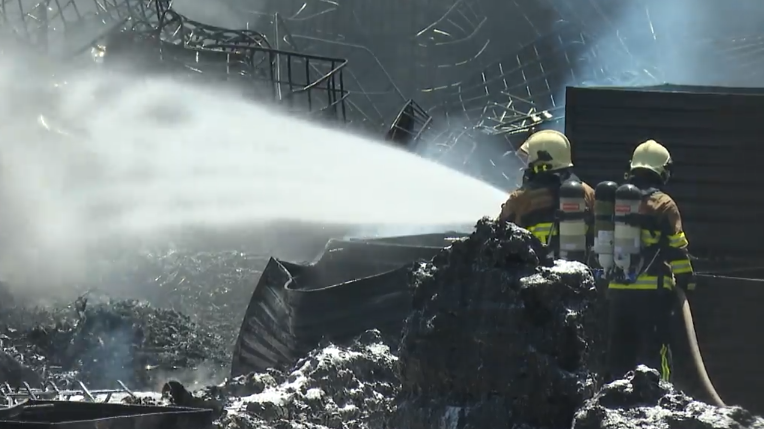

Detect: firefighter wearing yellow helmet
498,130,595,262
603,139,696,384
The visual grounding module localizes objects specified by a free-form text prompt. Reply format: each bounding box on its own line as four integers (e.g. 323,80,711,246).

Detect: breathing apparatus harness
524,156,590,262
592,180,667,285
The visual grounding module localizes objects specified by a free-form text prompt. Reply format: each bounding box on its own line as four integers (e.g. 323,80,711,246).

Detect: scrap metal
0,380,136,406
0,0,350,121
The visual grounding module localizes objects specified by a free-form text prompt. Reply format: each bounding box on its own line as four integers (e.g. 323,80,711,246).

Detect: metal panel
673,274,764,415
230,238,445,375
0,400,212,428
565,85,764,259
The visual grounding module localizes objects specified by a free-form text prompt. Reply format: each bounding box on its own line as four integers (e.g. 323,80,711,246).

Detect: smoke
148,361,228,391
172,0,265,30
411,118,525,193
0,49,507,303
563,0,764,87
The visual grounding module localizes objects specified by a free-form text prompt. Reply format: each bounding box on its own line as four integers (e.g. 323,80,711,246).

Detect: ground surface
0,225,345,389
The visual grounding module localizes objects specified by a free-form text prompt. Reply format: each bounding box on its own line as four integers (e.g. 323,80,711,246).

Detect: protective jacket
498,170,595,258
607,178,695,292
605,175,696,384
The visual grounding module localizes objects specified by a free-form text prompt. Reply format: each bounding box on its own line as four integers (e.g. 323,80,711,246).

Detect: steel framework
4,0,764,188
0,380,135,405
0,0,350,121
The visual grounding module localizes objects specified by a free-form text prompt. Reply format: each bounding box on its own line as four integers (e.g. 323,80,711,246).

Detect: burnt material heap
211,330,398,429
1,299,229,389
393,218,604,429
574,366,764,429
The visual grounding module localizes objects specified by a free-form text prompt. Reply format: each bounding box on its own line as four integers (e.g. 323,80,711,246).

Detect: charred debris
0,219,759,429
0,247,271,391
394,220,603,429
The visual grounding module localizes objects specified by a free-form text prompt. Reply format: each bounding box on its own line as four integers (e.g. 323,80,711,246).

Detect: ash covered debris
2,218,755,429
0,298,228,390
112,330,398,428
178,330,398,429
574,365,764,429
393,218,604,429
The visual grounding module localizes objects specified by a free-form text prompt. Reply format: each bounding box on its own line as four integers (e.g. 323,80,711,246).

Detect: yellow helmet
629,139,673,180
522,130,573,172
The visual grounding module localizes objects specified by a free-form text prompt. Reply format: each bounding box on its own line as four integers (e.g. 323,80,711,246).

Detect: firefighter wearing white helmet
604,139,696,385
498,129,595,262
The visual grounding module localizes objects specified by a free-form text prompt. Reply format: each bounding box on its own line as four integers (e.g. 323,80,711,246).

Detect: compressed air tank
613,184,643,275
593,181,618,272
558,179,587,261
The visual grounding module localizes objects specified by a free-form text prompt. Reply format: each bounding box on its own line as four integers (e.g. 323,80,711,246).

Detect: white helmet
630,139,673,181
523,130,573,172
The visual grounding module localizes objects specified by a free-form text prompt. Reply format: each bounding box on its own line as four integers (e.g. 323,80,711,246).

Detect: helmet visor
516,149,529,166
517,141,530,166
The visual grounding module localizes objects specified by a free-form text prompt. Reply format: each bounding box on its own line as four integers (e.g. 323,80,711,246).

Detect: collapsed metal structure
0,0,634,189
4,0,764,188
0,0,350,126
0,380,135,404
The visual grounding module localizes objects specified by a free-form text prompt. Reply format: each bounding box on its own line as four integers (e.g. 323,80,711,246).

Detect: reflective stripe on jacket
608,189,695,291
498,172,595,252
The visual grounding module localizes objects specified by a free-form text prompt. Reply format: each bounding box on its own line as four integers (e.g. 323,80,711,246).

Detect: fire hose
675,287,726,407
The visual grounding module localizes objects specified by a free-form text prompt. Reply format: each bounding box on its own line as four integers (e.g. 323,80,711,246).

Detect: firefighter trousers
605,290,675,383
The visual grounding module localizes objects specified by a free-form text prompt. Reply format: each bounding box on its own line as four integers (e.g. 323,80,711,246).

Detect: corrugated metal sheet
565,84,764,259
231,240,445,375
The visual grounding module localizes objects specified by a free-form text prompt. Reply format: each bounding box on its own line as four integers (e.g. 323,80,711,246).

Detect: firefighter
497,130,595,262
604,139,696,383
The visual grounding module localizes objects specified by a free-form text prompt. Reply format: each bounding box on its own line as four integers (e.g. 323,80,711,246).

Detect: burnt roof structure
5,0,764,190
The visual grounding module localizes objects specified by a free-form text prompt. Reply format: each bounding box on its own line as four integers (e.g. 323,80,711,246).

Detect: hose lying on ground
675,287,726,407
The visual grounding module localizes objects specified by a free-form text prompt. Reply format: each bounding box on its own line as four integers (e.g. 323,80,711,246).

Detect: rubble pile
393,218,604,429
173,330,397,429
0,298,228,390
88,248,268,350
0,219,760,429
574,366,764,429
130,335,761,429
